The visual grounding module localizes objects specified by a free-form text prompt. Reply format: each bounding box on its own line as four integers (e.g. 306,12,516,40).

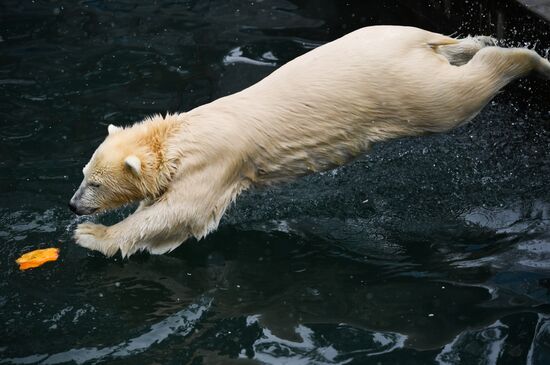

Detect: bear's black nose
68,201,78,214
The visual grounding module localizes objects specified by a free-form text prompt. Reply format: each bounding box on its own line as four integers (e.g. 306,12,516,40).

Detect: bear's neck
140,113,187,198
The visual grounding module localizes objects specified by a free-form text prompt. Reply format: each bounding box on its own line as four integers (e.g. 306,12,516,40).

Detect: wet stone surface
1,0,550,364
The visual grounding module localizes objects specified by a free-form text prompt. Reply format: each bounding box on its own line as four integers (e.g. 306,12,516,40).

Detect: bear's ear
108,124,122,135
124,155,141,176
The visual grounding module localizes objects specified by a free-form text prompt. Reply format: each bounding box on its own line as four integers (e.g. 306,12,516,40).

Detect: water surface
1,0,550,364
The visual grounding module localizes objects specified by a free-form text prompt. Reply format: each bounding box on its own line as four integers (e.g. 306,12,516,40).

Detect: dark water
1,0,550,364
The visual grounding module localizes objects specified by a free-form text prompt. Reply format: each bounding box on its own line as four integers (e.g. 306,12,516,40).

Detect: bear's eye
89,182,101,188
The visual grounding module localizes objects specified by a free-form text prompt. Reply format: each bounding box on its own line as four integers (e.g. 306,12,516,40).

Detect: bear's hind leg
534,51,550,79
437,46,550,131
416,46,549,134
433,35,498,66
467,46,550,81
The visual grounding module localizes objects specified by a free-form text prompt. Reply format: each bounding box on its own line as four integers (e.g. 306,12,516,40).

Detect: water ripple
0,295,212,365
245,316,407,364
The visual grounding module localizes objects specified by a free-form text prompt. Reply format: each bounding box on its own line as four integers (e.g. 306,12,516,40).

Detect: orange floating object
16,248,60,271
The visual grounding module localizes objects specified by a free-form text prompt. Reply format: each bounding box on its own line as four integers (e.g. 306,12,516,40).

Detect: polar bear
69,25,550,257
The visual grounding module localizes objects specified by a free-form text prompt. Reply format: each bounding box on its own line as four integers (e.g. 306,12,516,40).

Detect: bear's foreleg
74,203,191,257
135,198,153,213
74,163,250,257
74,222,119,256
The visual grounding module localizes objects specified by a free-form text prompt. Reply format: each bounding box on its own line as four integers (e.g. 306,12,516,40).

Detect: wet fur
72,25,550,257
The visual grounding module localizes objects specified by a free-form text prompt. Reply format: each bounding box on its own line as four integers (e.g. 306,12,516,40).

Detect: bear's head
69,124,156,215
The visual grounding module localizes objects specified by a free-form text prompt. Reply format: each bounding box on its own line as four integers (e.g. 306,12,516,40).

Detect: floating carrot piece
16,248,59,271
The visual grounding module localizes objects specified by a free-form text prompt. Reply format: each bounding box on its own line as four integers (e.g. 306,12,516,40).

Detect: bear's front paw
74,223,118,257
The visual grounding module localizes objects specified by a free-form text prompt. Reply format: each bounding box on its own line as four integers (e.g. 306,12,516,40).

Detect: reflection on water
246,317,407,364
223,47,279,67
1,0,550,364
436,320,509,365
1,296,212,364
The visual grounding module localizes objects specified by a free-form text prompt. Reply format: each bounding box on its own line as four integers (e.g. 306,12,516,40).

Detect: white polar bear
69,26,550,257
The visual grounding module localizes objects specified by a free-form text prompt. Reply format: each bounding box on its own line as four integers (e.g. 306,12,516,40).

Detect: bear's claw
74,223,118,257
